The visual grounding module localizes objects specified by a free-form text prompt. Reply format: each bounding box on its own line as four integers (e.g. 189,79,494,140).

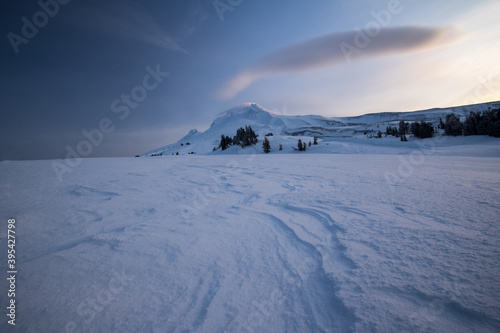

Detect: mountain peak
210,103,280,129
216,103,280,119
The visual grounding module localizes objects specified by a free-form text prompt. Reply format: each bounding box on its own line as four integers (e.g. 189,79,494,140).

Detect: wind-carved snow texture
1,152,500,332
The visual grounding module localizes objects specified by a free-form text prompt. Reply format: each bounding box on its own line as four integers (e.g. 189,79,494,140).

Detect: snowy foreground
1,141,500,332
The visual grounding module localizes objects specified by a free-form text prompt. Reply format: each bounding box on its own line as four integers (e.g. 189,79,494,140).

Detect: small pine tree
377,131,382,138
488,108,500,137
477,111,492,135
489,121,500,137
245,125,258,146
279,144,283,151
410,122,419,137
445,113,463,136
220,134,231,150
298,139,303,151
308,141,312,146
419,121,434,138
398,121,408,141
463,112,479,136
399,120,409,136
313,137,318,145
233,127,243,146
262,137,271,153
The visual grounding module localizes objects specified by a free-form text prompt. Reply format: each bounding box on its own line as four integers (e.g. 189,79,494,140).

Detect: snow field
0,151,499,332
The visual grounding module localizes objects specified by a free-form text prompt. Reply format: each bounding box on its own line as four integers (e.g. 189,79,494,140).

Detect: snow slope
143,101,500,157
1,144,500,332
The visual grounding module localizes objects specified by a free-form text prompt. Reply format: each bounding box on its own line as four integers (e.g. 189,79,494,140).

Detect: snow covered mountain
3,105,500,332
143,101,500,156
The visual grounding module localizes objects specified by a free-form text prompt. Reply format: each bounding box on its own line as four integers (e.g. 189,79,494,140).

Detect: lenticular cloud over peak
217,26,462,100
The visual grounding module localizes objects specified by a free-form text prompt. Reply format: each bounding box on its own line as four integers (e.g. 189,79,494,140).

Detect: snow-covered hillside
1,149,500,332
2,101,500,332
143,101,500,157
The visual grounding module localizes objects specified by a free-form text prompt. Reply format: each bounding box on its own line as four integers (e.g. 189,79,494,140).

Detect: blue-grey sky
1,0,499,160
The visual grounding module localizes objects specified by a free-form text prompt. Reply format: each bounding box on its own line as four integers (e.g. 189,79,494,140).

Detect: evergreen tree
245,125,258,146
279,144,283,151
445,114,463,136
411,121,434,139
399,120,409,141
219,136,224,150
262,137,271,153
410,122,419,137
244,125,251,147
298,139,304,151
377,131,382,138
464,112,480,136
420,121,434,138
489,108,500,137
308,141,312,146
399,120,409,136
233,125,258,148
219,134,231,150
477,112,491,135
489,121,500,137
233,127,244,146
313,137,318,145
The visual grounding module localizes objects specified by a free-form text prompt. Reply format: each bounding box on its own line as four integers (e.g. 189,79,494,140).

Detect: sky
1,0,500,160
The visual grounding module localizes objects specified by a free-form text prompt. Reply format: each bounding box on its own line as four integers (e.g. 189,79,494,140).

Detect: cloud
217,26,462,99
65,0,188,54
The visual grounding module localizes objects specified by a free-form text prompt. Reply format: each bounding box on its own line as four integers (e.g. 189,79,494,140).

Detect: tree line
385,108,500,140
441,108,500,137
